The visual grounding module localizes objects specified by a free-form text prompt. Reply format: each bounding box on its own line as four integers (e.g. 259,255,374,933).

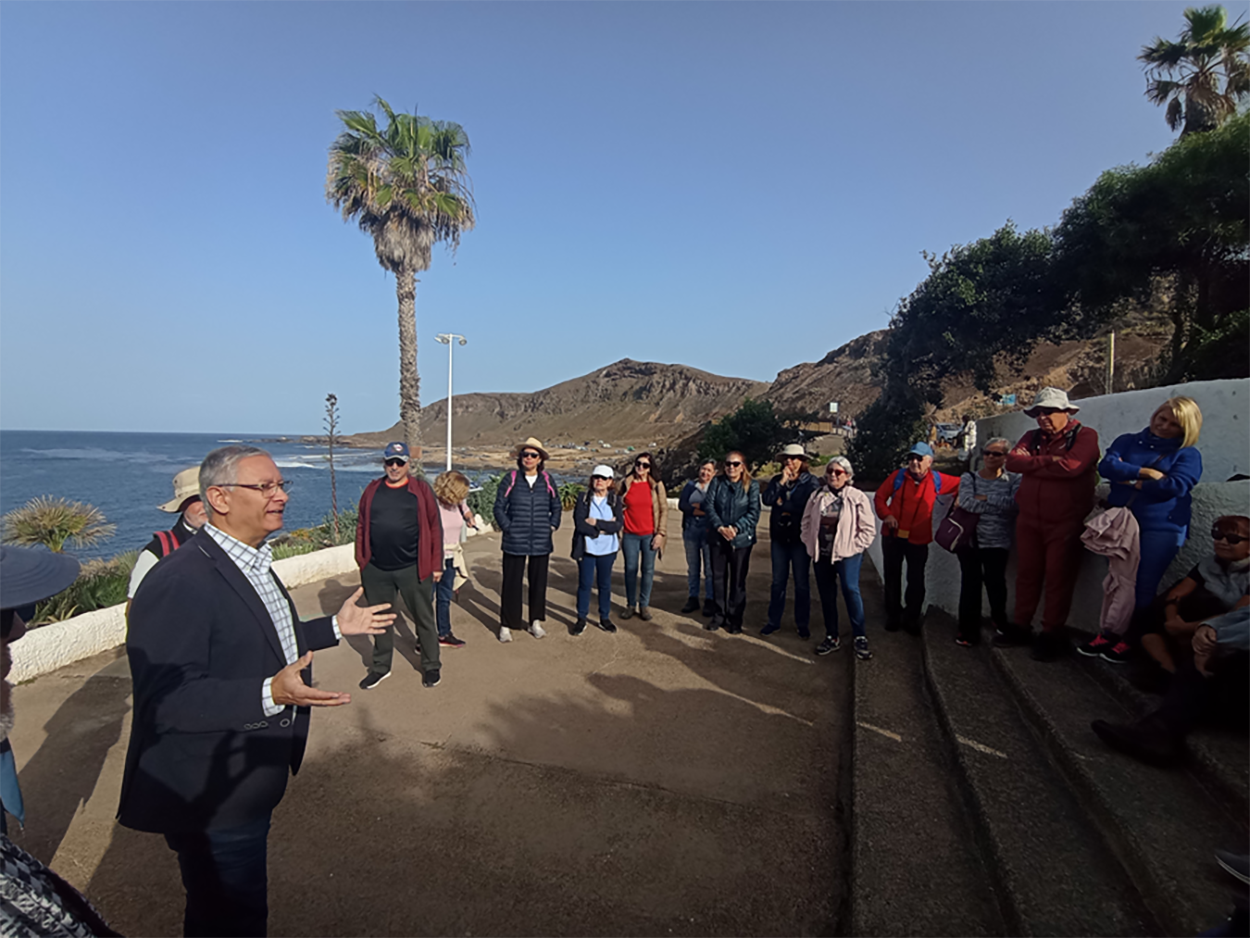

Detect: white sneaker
498,627,513,643
529,621,547,639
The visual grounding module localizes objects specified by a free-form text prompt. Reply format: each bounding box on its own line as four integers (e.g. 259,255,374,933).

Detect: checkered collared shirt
205,523,300,717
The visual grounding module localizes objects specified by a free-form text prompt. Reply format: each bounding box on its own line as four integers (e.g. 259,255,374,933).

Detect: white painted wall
867,378,1250,633
11,543,362,683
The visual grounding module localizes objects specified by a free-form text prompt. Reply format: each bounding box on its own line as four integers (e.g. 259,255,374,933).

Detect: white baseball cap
591,465,614,479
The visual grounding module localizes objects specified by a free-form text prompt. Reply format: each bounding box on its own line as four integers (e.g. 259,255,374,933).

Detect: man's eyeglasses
521,451,541,459
725,460,743,467
384,458,408,467
217,481,293,497
1212,530,1248,545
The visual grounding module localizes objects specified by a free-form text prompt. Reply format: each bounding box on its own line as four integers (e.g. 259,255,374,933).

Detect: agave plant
1,496,117,552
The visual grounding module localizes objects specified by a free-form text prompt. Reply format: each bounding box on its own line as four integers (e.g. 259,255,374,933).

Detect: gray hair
827,456,854,477
200,445,269,514
984,437,1011,452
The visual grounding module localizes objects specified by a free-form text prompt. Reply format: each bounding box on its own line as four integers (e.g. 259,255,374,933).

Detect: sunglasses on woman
827,468,847,476
1212,530,1248,545
521,451,541,459
725,460,743,467
635,461,650,468
982,449,1007,457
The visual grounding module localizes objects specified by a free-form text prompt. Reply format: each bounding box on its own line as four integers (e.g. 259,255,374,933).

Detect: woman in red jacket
1000,387,1100,661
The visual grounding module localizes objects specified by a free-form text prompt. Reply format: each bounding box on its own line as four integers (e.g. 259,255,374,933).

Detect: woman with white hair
799,456,877,660
954,438,1020,647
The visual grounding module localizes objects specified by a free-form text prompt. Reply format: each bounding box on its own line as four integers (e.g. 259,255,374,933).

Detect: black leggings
957,547,1010,639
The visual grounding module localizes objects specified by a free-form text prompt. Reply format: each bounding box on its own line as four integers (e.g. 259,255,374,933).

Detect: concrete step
1071,647,1250,821
850,625,1004,937
920,614,1157,936
989,642,1246,938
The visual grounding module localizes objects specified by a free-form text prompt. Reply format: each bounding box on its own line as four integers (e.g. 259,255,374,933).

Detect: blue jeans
435,556,456,636
683,531,713,599
767,539,811,630
578,552,616,622
165,812,272,937
1136,528,1185,610
621,532,656,608
813,551,866,639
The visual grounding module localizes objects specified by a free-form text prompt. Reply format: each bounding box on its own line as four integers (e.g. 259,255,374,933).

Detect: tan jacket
618,474,668,542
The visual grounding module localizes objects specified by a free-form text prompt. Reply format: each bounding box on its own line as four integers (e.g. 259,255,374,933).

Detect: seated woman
1131,515,1249,690
1084,396,1204,662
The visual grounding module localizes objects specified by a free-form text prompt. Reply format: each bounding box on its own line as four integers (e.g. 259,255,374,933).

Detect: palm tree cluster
1140,4,1250,135
326,97,476,465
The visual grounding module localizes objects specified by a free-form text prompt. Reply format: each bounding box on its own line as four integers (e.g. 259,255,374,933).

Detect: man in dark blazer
118,445,395,937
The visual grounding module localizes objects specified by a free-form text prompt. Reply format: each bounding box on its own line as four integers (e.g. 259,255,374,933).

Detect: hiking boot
1032,630,1072,663
993,624,1032,648
815,636,841,656
597,619,617,633
703,622,720,632
797,626,811,640
620,606,635,620
438,633,466,648
1078,632,1114,658
1100,640,1132,664
571,618,587,636
1090,714,1182,766
760,623,780,636
680,597,701,614
638,606,653,621
529,621,547,639
498,627,513,643
701,599,715,617
725,624,742,634
854,636,873,660
422,668,441,688
359,670,390,690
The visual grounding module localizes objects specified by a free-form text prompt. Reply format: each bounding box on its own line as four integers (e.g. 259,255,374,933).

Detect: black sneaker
422,669,442,688
760,623,780,636
854,636,873,660
359,670,391,690
597,619,617,633
571,618,587,636
701,599,715,617
797,627,811,640
703,622,720,632
680,597,700,614
438,633,466,648
815,636,841,656
725,624,742,635
993,624,1032,648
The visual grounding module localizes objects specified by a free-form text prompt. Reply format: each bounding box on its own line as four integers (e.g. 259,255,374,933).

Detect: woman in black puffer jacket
493,437,562,643
703,450,761,635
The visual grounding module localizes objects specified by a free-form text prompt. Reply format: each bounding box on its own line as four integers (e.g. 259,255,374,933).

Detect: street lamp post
435,333,468,472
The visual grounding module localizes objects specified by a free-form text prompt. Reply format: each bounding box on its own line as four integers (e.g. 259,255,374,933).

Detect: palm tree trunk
396,267,422,466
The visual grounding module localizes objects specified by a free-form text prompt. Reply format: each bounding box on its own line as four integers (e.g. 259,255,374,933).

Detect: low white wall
11,543,363,683
867,378,1250,632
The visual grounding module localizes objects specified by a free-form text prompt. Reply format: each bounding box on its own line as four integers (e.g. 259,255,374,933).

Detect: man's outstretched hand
272,651,351,707
336,587,396,635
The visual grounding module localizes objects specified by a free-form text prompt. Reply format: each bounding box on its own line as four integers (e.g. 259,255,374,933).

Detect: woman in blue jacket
703,451,761,635
1082,397,1203,661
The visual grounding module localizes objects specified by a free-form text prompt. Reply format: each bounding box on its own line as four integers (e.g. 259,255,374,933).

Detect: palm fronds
1,496,116,552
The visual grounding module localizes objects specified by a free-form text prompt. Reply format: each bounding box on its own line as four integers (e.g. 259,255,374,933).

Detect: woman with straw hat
492,438,562,643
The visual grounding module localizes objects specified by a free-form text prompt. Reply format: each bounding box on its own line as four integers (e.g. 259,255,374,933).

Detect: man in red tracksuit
874,442,959,635
1001,387,1100,661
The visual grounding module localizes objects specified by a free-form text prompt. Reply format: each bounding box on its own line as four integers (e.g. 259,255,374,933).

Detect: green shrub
558,482,585,510
467,474,502,520
2,496,116,552
32,551,136,624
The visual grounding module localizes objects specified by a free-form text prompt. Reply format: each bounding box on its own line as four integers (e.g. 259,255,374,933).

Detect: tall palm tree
326,97,476,464
1140,5,1250,136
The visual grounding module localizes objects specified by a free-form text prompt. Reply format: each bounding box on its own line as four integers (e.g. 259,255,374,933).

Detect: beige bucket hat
777,443,809,460
159,466,202,513
1023,387,1080,418
510,437,550,461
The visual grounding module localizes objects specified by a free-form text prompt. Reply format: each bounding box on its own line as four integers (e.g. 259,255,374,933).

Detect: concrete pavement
9,515,851,936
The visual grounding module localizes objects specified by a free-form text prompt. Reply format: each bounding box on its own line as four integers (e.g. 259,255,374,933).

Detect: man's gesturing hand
336,587,396,636
272,651,351,707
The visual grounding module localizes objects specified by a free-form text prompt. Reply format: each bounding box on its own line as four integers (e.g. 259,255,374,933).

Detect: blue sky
0,1,1197,435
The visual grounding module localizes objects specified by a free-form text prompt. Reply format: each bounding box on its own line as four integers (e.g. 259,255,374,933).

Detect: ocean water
0,430,499,561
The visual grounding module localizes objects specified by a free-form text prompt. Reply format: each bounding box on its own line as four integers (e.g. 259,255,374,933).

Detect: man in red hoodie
874,442,959,635
1001,388,1100,661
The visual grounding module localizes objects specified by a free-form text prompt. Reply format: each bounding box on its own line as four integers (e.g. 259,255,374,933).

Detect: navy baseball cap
383,442,410,462
906,442,934,459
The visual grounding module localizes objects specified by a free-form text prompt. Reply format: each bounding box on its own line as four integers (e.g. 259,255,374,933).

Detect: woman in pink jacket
800,456,879,660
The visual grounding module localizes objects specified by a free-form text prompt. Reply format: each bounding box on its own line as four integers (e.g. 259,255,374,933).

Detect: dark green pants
360,562,439,674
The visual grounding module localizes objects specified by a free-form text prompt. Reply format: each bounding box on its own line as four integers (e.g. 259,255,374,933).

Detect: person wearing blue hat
874,441,959,635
